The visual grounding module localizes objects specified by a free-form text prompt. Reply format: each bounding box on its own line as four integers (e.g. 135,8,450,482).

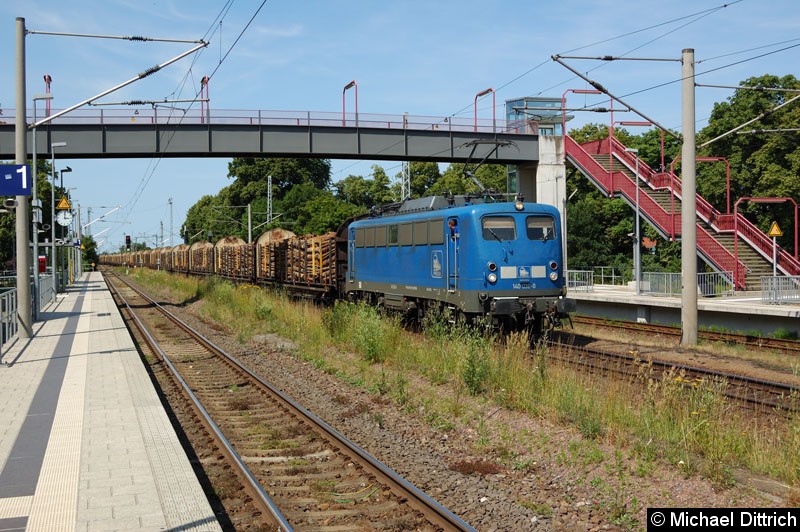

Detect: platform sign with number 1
0,164,31,196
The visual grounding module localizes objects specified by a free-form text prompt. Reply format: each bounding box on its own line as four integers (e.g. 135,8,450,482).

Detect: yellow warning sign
768,221,783,238
56,196,71,210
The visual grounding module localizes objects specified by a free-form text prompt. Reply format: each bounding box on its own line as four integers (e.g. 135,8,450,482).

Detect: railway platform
569,284,800,335
0,272,220,531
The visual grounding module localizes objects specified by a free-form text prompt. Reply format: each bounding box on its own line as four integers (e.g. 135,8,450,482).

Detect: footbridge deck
0,108,538,163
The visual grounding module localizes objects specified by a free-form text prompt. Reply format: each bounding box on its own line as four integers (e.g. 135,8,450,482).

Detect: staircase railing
568,135,800,279
565,136,748,288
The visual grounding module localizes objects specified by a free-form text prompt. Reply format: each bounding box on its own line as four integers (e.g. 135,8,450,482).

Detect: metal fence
697,271,735,297
0,288,18,364
625,271,734,297
593,266,626,286
761,276,800,304
641,272,681,296
567,270,594,291
566,269,729,296
39,274,57,311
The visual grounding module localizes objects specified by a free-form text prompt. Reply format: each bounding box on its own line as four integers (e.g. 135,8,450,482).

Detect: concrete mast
680,48,698,346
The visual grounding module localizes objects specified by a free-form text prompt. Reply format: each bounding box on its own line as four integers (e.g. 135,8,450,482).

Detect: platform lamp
342,80,358,127
51,145,68,292
31,93,53,318
473,87,495,133
624,147,641,295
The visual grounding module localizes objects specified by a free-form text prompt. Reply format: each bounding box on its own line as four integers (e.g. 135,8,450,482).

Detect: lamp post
342,80,358,127
51,143,67,291
473,88,495,133
62,186,77,287
625,147,641,295
31,93,53,318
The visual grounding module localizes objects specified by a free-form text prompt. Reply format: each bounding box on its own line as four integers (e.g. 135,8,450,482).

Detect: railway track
548,333,800,416
572,315,800,355
105,270,474,532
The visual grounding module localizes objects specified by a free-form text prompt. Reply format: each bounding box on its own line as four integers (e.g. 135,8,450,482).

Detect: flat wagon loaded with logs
216,236,255,281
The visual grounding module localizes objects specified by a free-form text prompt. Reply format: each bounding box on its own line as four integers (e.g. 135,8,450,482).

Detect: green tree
698,74,800,251
183,194,223,242
278,183,364,234
397,161,441,198
334,174,374,208
369,165,395,204
226,157,332,203
81,234,100,269
426,164,471,196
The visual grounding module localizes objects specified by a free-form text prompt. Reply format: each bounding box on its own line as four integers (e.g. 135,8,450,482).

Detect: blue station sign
0,164,32,196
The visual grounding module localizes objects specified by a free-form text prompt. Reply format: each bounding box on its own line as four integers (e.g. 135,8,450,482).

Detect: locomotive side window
365,226,375,247
429,219,445,244
355,228,365,248
375,226,387,246
413,221,428,245
399,223,413,246
388,225,399,246
482,216,516,241
526,216,556,240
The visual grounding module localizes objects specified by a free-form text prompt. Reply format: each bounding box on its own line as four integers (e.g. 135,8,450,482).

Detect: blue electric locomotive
344,195,575,334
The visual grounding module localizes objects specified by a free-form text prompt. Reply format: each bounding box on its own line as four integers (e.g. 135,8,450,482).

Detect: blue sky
1,0,798,252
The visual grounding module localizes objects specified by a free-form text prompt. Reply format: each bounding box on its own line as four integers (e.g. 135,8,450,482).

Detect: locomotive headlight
487,273,498,284
515,200,524,211
549,272,558,281
487,261,497,272
549,261,558,270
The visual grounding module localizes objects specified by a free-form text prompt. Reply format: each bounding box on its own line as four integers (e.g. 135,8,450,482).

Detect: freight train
101,194,575,336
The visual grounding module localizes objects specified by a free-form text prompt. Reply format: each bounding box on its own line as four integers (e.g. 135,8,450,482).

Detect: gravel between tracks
131,279,787,531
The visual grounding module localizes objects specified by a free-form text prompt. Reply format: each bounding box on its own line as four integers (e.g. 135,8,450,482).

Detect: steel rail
549,333,799,415
572,315,800,354
107,270,475,532
104,272,292,531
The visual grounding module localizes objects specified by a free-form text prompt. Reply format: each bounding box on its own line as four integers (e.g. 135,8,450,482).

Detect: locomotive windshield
482,216,516,241
526,216,556,240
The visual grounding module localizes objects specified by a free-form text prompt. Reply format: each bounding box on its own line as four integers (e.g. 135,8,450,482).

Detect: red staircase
565,136,800,290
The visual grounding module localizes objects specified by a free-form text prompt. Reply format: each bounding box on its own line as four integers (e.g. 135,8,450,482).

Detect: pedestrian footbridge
0,107,538,164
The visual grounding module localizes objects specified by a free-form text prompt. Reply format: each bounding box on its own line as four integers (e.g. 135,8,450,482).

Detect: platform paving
568,283,800,335
0,272,220,531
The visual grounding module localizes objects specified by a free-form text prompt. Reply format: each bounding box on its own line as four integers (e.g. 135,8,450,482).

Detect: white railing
641,272,681,296
3,107,533,136
697,271,735,297
39,273,57,311
567,270,594,291
0,288,18,364
761,276,800,304
641,271,734,297
593,266,625,286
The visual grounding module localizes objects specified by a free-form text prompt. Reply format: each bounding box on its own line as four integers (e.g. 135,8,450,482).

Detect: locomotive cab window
482,216,516,241
355,228,365,248
526,216,556,241
365,226,375,247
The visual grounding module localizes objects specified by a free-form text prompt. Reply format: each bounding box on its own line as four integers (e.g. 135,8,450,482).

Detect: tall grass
134,267,800,488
